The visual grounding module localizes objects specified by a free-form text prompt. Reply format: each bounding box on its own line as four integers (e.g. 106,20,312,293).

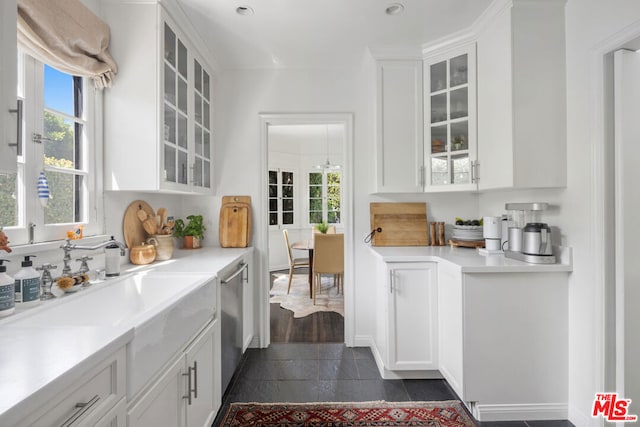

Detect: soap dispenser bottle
14,255,40,306
0,259,15,317
105,236,121,277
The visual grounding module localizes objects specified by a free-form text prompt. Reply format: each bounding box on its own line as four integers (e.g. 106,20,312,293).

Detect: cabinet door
424,44,477,192
185,321,217,427
375,60,424,193
191,54,212,191
128,356,185,427
386,262,438,370
92,397,126,427
0,0,17,173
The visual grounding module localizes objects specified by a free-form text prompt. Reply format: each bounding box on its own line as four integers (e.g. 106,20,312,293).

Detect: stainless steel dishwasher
220,261,247,394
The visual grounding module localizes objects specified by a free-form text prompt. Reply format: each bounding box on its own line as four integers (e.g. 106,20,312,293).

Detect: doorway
258,113,354,348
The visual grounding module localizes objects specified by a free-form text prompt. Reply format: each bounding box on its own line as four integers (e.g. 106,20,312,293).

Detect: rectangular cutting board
219,196,252,248
369,202,428,246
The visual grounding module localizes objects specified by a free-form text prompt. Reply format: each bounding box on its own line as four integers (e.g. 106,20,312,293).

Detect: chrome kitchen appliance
503,202,556,264
220,261,248,394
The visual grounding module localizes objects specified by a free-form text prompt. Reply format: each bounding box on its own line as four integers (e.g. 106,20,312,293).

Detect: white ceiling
175,0,493,69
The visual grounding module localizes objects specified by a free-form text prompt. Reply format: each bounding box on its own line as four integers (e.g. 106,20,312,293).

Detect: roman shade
17,0,117,88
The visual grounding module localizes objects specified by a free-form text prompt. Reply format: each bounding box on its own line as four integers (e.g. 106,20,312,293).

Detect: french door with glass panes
268,169,296,228
307,170,341,226
424,44,477,192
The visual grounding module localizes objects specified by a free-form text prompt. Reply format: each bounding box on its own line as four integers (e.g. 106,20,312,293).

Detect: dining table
290,238,314,298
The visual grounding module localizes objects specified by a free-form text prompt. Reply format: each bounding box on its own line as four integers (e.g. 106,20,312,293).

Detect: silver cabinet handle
222,262,248,284
193,361,198,398
389,270,394,293
183,366,193,405
60,395,100,427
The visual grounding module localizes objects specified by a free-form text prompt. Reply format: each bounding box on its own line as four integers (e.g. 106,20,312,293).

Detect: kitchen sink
3,270,216,398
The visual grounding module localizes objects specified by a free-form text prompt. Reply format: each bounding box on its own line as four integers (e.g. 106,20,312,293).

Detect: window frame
268,167,298,230
2,52,103,246
305,169,342,227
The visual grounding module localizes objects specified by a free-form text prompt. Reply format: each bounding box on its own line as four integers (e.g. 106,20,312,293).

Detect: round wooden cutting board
123,200,155,248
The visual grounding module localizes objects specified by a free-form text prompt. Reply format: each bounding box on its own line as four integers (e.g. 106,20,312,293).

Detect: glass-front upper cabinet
424,44,477,192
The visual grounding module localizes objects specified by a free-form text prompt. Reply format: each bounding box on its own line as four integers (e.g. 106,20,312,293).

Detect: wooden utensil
157,208,167,228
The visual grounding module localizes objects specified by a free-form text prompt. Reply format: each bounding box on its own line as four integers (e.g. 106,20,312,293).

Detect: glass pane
0,172,18,227
431,156,449,185
203,71,210,101
44,65,74,116
164,24,176,67
269,184,277,198
431,125,447,154
450,54,468,87
44,112,76,169
452,154,471,184
195,125,202,155
450,87,468,120
282,185,293,198
203,102,210,129
177,39,187,78
431,93,447,123
164,107,176,144
178,150,188,184
282,172,293,185
430,61,446,93
194,60,202,93
309,211,322,224
177,114,187,148
193,158,202,187
204,161,210,188
194,93,202,125
270,213,278,226
203,131,210,159
44,171,78,224
328,211,340,224
310,198,322,211
327,172,340,184
178,77,187,113
282,199,293,211
309,186,322,198
269,171,277,185
164,64,175,105
269,199,277,211
282,212,293,225
451,121,469,151
164,144,176,182
309,172,322,185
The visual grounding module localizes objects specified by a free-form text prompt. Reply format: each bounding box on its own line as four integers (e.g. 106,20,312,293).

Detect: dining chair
312,233,344,304
282,229,309,294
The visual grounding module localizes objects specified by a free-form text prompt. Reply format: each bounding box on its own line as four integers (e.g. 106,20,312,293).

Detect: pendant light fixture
314,125,341,171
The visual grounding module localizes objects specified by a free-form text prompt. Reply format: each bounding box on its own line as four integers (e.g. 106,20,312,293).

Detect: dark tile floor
211,343,574,427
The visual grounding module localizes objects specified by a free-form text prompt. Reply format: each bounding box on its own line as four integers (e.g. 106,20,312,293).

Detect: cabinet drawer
27,347,126,427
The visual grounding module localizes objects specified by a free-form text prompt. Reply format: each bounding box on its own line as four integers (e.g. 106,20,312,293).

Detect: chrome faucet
60,236,126,276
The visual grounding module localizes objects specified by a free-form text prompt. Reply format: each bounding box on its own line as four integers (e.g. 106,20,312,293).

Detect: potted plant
173,214,206,249
314,220,329,234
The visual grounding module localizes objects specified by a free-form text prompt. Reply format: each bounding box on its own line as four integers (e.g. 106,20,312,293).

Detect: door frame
258,113,354,347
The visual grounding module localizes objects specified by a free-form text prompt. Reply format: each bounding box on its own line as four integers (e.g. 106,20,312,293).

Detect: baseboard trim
471,402,569,422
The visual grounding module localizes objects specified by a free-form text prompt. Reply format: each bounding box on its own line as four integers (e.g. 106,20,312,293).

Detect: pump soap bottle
15,255,40,306
0,260,15,317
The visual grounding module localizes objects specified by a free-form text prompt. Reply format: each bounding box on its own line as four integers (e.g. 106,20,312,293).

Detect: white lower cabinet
128,320,220,427
375,261,438,376
94,398,126,427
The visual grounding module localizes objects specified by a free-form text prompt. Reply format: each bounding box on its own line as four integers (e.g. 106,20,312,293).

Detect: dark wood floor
270,270,344,343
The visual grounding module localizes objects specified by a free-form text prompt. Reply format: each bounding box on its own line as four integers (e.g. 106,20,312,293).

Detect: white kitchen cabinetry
128,320,220,427
18,347,126,427
374,59,424,193
423,44,477,192
103,1,213,193
476,0,566,190
94,398,126,427
375,261,438,377
0,0,17,173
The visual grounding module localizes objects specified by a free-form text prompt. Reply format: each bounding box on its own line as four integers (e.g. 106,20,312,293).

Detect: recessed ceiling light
385,3,404,15
236,6,254,16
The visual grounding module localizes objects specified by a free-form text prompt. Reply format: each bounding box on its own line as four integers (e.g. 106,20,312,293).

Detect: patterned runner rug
220,401,476,426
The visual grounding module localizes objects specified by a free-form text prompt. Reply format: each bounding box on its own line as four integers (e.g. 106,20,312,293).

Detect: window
268,169,295,227
0,52,101,245
308,171,341,225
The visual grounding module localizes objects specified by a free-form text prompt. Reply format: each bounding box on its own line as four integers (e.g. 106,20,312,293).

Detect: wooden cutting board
369,202,428,246
219,196,252,248
123,200,155,249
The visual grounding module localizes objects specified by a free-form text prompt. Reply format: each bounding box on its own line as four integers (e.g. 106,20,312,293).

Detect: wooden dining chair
282,229,309,294
312,233,344,304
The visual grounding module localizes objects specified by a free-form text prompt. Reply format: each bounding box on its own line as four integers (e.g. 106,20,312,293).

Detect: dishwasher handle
221,262,247,284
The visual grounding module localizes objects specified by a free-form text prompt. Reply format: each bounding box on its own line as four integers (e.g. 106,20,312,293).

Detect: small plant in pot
173,214,206,249
314,220,329,234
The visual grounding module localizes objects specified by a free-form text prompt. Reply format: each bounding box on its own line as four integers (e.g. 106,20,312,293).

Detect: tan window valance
17,0,118,89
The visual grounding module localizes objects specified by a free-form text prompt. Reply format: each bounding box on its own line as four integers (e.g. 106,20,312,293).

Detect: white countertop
369,245,573,273
0,246,252,425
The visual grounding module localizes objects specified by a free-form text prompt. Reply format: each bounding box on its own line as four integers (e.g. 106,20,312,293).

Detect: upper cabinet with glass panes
103,2,214,194
424,44,477,192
